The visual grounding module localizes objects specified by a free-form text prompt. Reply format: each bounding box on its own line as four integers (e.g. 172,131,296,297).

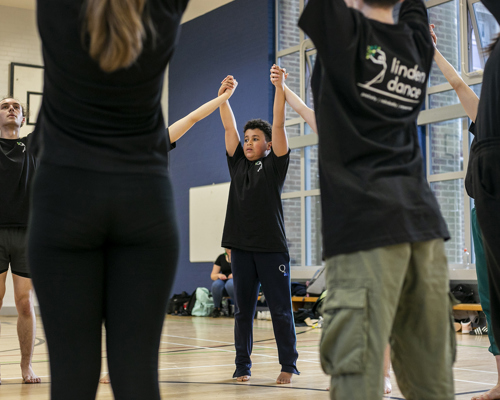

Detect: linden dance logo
358,45,427,104
17,142,26,152
255,161,263,172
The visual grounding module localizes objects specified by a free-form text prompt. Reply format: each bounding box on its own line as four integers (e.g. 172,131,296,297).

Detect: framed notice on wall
9,62,44,138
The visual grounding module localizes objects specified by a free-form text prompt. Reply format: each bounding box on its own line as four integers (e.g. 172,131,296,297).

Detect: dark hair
1,97,29,121
243,119,272,142
486,33,500,56
363,0,399,8
84,0,155,72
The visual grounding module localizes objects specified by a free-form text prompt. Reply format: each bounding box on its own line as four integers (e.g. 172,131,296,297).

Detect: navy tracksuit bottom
231,248,299,377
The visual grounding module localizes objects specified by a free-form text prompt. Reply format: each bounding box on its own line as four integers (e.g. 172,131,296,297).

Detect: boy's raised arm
270,64,289,157
219,76,240,157
168,77,238,143
270,65,317,133
430,24,479,122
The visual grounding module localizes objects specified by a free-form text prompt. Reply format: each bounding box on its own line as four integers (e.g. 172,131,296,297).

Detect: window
419,0,498,277
277,0,320,275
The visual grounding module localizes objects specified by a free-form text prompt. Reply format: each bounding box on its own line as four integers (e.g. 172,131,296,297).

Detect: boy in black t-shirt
219,73,298,383
299,0,454,399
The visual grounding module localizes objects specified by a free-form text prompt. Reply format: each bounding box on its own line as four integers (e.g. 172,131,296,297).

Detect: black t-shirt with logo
222,143,290,253
299,0,449,258
0,135,37,227
214,253,232,277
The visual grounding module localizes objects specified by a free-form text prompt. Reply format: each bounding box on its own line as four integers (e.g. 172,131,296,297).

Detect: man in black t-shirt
0,97,40,384
299,0,454,399
219,73,298,384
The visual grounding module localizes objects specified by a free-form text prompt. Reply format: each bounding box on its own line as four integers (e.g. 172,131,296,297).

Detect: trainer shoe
212,308,221,318
470,326,488,335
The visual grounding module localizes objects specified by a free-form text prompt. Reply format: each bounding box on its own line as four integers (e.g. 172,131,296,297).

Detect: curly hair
243,119,272,142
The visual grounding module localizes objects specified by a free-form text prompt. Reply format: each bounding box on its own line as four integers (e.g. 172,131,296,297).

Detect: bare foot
22,365,41,384
236,375,250,382
384,376,392,394
472,384,500,400
100,373,110,384
276,371,293,384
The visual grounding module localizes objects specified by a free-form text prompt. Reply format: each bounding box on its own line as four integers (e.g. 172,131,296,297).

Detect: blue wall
168,0,275,295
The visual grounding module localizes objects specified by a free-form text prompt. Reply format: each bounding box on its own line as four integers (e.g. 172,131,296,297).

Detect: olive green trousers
322,239,456,400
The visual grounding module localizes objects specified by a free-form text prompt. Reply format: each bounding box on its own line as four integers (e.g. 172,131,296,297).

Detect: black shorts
0,227,30,278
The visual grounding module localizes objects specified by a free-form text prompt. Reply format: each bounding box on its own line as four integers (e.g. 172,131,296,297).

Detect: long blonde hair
85,0,150,73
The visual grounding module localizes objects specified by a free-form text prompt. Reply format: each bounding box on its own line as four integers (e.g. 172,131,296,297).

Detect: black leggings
27,163,179,400
472,139,500,349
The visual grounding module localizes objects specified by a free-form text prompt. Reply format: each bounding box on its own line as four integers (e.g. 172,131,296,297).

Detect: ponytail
85,0,150,73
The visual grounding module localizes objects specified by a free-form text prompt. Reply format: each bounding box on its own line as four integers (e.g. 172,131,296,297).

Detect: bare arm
270,65,289,157
430,24,479,122
271,65,317,133
219,76,240,156
169,77,238,143
210,264,226,281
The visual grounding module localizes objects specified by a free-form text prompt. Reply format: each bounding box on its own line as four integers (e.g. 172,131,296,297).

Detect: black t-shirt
34,0,188,175
0,135,37,227
214,253,232,277
299,0,449,258
222,143,290,253
475,1,500,143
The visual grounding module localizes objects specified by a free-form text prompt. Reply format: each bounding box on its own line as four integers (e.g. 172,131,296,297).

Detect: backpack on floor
166,291,192,315
311,290,327,318
191,287,214,317
307,267,326,296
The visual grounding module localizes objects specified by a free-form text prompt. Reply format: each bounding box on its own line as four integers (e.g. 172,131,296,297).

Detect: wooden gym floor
0,314,497,399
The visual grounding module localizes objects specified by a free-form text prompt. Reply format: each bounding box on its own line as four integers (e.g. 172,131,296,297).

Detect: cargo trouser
321,239,455,400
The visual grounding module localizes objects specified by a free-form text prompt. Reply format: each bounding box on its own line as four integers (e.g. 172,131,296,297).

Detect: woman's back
35,0,188,174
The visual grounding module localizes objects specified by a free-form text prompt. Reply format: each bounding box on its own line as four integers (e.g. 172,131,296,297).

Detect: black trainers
470,326,488,335
212,308,221,318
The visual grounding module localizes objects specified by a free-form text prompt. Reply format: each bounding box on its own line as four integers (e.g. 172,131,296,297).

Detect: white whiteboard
189,182,230,262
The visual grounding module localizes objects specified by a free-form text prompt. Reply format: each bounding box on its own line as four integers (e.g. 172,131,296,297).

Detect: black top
34,0,188,175
0,135,37,227
465,122,476,198
475,0,500,143
222,143,290,253
299,0,449,258
214,253,232,277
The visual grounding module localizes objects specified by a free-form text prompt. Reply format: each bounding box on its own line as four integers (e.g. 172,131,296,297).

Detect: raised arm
219,76,240,157
270,65,317,133
270,64,289,157
168,77,238,143
430,24,479,122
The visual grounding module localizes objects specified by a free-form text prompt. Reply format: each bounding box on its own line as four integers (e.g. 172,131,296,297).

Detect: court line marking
160,341,320,364
455,379,495,386
158,361,276,370
454,367,497,374
159,380,328,392
162,334,319,355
